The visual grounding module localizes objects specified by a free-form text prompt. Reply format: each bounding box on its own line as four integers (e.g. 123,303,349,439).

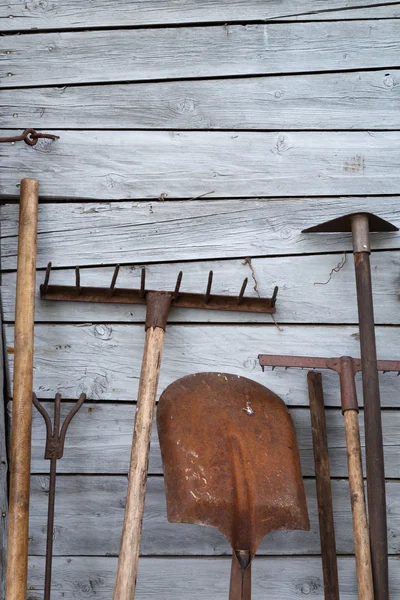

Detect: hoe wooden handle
113,293,171,600
344,410,374,600
6,178,39,600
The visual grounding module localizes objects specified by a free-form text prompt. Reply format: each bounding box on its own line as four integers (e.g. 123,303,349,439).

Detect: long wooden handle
6,178,39,600
113,324,167,600
307,371,340,600
343,409,374,600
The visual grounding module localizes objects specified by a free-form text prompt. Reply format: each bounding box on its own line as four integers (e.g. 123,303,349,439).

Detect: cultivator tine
43,262,52,295
75,266,81,295
237,278,248,305
140,268,146,298
271,286,279,307
174,271,183,299
109,265,120,297
205,271,213,303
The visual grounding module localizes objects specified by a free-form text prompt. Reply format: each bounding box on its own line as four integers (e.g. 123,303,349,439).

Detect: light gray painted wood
2,197,400,269
2,22,400,88
27,476,400,556
2,131,399,199
26,556,400,600
0,318,7,600
2,251,400,324
4,324,400,407
3,69,400,130
25,402,400,478
2,1,399,31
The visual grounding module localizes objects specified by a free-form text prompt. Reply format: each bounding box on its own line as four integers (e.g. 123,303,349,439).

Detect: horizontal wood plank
4,324,400,406
2,198,400,268
27,477,400,556
24,402,400,478
2,131,399,199
3,251,400,324
26,556,400,600
3,69,400,130
2,1,400,31
2,22,400,88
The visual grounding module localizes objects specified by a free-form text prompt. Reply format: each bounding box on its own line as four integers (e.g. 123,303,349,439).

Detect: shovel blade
157,373,309,558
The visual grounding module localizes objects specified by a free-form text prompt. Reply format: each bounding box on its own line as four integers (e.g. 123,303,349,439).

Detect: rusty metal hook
0,129,60,146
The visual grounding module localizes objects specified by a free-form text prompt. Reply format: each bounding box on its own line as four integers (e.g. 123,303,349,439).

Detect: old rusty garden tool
6,178,39,600
303,212,398,600
259,353,400,599
157,372,310,600
307,372,339,600
32,392,86,600
40,266,278,600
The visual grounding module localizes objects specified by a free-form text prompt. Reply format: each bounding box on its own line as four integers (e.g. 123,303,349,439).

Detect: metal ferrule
351,214,371,253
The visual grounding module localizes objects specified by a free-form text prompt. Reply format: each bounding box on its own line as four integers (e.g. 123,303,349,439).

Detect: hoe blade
157,373,309,560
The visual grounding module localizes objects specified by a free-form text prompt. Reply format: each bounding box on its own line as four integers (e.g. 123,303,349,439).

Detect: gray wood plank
25,402,400,478
2,251,400,324
2,197,400,269
2,1,399,31
26,556,400,600
4,324,400,407
0,317,7,600
2,22,400,88
2,131,400,199
3,69,400,130
27,476,400,556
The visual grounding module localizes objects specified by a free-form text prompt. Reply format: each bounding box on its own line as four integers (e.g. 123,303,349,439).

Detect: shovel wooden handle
344,409,374,600
113,293,171,600
6,179,39,600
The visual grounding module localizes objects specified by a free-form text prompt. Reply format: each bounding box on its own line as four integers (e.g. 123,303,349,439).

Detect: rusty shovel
157,373,310,599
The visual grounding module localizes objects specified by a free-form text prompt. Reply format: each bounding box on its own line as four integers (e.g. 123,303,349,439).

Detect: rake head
40,263,278,314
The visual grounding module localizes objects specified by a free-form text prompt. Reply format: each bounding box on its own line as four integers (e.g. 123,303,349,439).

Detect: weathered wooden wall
1,1,400,598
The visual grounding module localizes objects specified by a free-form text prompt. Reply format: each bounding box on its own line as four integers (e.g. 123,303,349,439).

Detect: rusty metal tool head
157,372,309,599
302,213,398,600
40,263,278,314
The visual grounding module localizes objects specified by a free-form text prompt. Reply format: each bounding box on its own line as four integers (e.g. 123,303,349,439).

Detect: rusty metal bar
109,265,120,297
205,270,213,304
237,278,248,305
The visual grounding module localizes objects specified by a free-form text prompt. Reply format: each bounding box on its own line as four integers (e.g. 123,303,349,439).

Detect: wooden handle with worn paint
113,292,171,600
344,409,374,600
6,178,39,600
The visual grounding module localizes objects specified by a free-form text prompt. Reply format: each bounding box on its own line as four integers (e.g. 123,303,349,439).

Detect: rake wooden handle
6,178,39,600
344,409,374,600
113,293,171,600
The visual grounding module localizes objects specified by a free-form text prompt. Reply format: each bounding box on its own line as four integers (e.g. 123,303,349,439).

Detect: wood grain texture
25,555,400,600
2,197,400,269
2,1,400,31
26,477,400,556
0,316,7,600
24,404,400,478
3,251,400,324
2,130,400,199
3,69,400,130
4,324,400,407
2,21,400,88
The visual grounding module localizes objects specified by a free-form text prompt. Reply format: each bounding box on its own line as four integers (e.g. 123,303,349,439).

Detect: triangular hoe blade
157,372,309,560
302,212,398,233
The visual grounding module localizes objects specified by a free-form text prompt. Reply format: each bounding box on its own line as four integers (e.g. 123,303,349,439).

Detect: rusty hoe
259,353,400,599
307,372,339,600
32,393,86,600
6,179,39,600
157,373,309,600
40,265,278,600
303,212,398,600
0,129,59,146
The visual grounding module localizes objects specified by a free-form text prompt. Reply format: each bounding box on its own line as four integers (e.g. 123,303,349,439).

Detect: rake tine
205,271,213,303
271,286,279,307
237,278,248,305
75,266,81,295
174,271,183,299
43,262,52,294
140,268,146,298
109,265,120,297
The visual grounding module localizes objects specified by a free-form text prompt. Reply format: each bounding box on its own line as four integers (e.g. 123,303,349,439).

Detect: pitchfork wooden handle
113,293,172,600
